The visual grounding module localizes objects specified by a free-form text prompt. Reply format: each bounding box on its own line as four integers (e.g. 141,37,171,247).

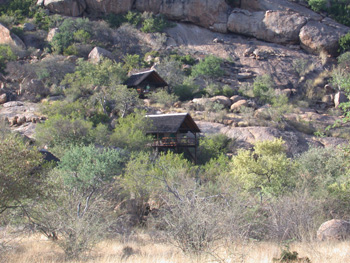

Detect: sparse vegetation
2,1,350,263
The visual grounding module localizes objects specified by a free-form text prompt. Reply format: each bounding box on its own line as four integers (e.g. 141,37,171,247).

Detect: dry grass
2,233,350,263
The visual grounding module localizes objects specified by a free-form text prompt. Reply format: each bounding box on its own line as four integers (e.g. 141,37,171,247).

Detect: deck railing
151,137,196,147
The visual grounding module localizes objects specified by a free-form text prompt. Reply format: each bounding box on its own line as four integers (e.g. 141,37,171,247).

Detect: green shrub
104,13,126,28
339,33,350,53
149,89,179,107
141,13,172,33
125,11,142,26
0,0,35,22
253,74,275,103
191,55,224,78
73,29,91,44
197,134,231,164
63,44,78,56
122,54,140,72
308,0,327,12
34,8,52,31
0,45,16,73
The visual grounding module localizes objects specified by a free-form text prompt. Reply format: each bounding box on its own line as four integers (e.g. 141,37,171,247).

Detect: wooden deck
151,137,196,148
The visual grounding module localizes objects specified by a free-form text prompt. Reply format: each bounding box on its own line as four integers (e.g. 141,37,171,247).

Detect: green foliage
125,11,142,26
110,111,152,152
296,147,347,195
327,1,350,27
253,74,275,103
149,89,179,107
73,29,91,44
308,0,327,12
197,134,231,165
62,58,126,101
122,53,140,72
273,245,311,262
33,8,52,31
191,55,224,78
63,44,78,56
0,133,43,213
0,0,35,22
173,77,199,101
104,13,127,28
331,67,350,92
58,144,125,190
0,45,16,73
141,13,172,33
35,115,94,147
230,138,296,198
339,33,350,53
170,53,196,66
51,18,92,54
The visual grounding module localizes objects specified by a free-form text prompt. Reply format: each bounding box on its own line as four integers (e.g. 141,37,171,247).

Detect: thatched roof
124,69,168,87
146,113,200,134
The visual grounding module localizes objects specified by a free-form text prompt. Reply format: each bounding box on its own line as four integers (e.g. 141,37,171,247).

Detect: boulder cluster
36,0,350,56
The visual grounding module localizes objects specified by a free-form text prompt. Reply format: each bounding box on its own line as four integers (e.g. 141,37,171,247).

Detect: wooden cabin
146,113,201,163
124,69,168,98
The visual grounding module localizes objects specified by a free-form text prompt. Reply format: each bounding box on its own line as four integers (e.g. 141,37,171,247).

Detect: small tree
230,138,296,198
0,133,43,214
25,145,125,259
191,55,224,78
110,110,153,151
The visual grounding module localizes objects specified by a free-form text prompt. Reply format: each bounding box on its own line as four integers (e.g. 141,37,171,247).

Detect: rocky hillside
1,0,350,155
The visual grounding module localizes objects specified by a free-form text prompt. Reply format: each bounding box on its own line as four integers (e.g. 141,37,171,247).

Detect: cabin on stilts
145,113,201,163
124,69,168,98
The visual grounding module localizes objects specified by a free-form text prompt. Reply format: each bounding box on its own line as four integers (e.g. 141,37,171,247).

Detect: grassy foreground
2,233,350,263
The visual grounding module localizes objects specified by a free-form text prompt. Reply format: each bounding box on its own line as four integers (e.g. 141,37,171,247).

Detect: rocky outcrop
19,78,50,102
85,0,133,14
159,0,229,33
37,0,349,55
317,219,350,241
228,10,307,44
88,47,115,63
0,23,26,49
41,0,86,17
299,19,349,56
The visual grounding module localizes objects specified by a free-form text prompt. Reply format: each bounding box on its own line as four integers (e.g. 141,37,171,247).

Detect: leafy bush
110,111,153,152
34,8,52,31
229,138,296,198
339,33,350,53
104,13,127,28
35,115,94,147
0,45,16,73
123,53,140,72
51,18,92,54
308,0,327,12
191,55,224,78
0,0,35,22
253,74,275,103
149,89,179,107
125,11,142,26
197,134,232,164
0,133,43,214
141,12,172,33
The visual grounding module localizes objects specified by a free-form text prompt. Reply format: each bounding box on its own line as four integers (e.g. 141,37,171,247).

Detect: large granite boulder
228,9,307,44
240,0,322,20
41,0,86,17
88,47,115,63
299,19,349,56
136,0,230,33
317,219,350,241
0,23,26,49
85,0,134,14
